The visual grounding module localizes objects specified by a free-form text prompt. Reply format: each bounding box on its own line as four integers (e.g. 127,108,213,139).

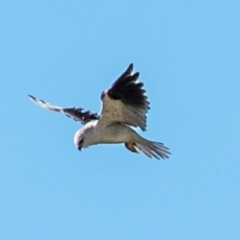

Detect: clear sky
1,1,240,239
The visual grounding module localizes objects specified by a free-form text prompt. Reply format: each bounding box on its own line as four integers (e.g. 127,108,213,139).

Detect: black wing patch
63,107,99,123
28,95,99,125
107,64,150,110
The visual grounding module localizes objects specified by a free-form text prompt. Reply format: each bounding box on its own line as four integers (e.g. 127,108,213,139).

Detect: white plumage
29,64,170,160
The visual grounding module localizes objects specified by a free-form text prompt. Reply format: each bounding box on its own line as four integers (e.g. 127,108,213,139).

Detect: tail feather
137,145,153,158
136,140,171,160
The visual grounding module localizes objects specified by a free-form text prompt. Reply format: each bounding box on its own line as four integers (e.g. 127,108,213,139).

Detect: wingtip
28,94,35,101
127,63,134,73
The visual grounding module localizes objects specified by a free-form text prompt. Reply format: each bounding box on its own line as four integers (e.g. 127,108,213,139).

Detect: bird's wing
28,95,100,125
98,64,150,131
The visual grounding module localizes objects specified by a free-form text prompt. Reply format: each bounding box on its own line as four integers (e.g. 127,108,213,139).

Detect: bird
28,64,170,160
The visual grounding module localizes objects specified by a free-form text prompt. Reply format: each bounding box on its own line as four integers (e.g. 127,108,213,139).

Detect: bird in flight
29,64,170,160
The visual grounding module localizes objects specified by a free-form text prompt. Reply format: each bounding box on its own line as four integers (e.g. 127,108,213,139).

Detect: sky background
1,1,240,239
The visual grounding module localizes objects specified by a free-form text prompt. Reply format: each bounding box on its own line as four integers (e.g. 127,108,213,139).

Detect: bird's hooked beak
77,138,84,151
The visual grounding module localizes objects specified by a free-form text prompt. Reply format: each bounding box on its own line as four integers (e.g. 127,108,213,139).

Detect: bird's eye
79,139,84,145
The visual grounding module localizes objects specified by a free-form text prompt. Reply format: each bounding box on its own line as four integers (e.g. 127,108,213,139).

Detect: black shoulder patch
108,64,149,109
63,107,100,124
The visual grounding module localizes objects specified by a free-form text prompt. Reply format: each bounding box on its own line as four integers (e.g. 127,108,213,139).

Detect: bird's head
74,121,97,151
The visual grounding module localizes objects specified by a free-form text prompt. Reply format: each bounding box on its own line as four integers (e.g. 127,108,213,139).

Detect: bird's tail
135,138,171,160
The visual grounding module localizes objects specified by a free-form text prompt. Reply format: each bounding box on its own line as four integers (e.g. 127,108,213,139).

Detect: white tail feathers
135,140,170,160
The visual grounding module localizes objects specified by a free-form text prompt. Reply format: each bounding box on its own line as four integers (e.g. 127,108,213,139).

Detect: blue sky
1,1,240,239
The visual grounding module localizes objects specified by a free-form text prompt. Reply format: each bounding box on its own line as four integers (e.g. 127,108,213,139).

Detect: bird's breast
94,124,135,144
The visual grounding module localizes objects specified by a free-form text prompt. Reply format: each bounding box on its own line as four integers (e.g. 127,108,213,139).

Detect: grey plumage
29,64,170,160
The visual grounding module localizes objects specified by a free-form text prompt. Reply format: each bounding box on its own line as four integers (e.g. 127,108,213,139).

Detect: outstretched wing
99,64,150,131
28,95,100,125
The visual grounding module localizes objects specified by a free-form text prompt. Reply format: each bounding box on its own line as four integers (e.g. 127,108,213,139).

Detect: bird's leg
124,142,139,153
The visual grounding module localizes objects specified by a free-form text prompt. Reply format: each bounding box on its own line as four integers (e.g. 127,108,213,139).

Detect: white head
74,121,98,150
